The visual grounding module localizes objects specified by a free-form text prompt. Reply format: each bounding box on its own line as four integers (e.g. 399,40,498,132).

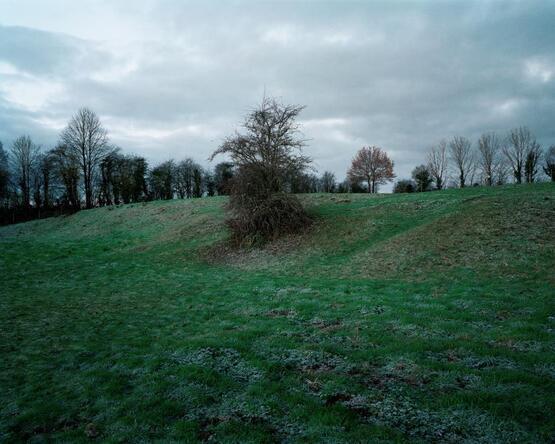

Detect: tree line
0,108,239,225
393,128,555,193
1,106,554,226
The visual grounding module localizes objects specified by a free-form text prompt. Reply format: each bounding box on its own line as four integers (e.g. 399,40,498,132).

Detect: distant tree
210,97,312,245
411,164,433,192
347,146,395,193
449,136,474,188
503,126,537,184
336,180,350,193
50,144,80,209
290,172,319,193
99,150,119,205
348,179,367,193
10,135,41,207
39,152,55,208
524,140,542,183
32,157,43,209
175,158,198,199
495,160,510,186
61,108,109,208
0,141,9,206
148,160,174,200
477,133,501,186
204,170,216,196
393,179,416,193
213,162,234,195
320,171,336,193
427,140,448,190
132,156,149,201
193,166,203,198
544,145,555,182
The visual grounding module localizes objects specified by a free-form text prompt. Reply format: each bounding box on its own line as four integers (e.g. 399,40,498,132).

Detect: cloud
0,1,554,189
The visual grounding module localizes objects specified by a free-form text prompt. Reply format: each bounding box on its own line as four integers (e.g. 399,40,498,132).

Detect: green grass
1,183,554,442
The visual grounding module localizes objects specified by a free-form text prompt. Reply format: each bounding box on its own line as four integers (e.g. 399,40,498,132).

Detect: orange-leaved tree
347,146,395,193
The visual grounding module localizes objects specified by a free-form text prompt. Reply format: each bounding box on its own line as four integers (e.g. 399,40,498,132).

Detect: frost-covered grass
1,183,554,442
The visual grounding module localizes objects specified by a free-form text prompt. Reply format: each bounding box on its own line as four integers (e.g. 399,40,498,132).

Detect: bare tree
544,145,555,182
210,97,312,244
39,152,55,208
148,160,175,200
10,135,41,207
175,158,198,198
61,108,109,208
211,98,310,196
320,171,336,193
347,146,395,193
449,136,474,188
524,140,542,183
50,144,81,209
427,140,448,190
503,126,537,184
477,132,501,186
494,156,510,185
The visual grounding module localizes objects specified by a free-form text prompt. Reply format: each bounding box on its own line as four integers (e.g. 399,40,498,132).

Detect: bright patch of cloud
525,58,553,83
0,77,64,112
0,61,21,76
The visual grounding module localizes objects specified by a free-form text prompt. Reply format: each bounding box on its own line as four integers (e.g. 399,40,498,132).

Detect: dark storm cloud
0,0,554,184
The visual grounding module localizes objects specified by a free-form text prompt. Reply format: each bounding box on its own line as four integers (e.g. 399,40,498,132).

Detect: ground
1,183,554,443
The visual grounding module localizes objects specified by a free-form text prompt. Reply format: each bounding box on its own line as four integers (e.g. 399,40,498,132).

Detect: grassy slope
1,183,554,443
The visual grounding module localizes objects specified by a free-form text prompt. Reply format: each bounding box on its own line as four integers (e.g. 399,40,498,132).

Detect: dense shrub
211,98,312,245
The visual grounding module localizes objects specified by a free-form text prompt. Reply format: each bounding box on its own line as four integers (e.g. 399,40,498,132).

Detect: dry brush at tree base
226,191,313,246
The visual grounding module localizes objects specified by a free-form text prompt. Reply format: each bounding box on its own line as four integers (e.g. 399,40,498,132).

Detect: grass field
1,183,554,443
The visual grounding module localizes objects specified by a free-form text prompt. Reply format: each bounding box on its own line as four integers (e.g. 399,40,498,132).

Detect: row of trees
0,108,239,225
394,128,555,193
2,106,554,227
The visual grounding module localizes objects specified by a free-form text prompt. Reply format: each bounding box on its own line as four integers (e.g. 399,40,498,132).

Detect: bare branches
211,97,311,197
449,136,474,188
477,133,501,186
61,108,109,208
211,97,312,245
427,140,447,190
10,135,41,207
502,127,533,184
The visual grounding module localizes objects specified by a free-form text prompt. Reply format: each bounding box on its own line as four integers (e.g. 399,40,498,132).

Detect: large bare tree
61,108,109,208
449,136,474,188
211,98,310,197
210,97,312,244
503,126,536,184
477,132,501,186
10,135,41,207
427,140,448,190
347,146,395,193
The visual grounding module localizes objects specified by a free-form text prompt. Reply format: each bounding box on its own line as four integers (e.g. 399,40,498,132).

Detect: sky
1,0,554,189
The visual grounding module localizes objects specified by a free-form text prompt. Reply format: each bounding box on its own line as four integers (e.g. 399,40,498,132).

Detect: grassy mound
1,183,554,442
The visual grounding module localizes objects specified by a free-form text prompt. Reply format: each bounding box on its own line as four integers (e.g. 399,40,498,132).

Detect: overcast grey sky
1,0,554,187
